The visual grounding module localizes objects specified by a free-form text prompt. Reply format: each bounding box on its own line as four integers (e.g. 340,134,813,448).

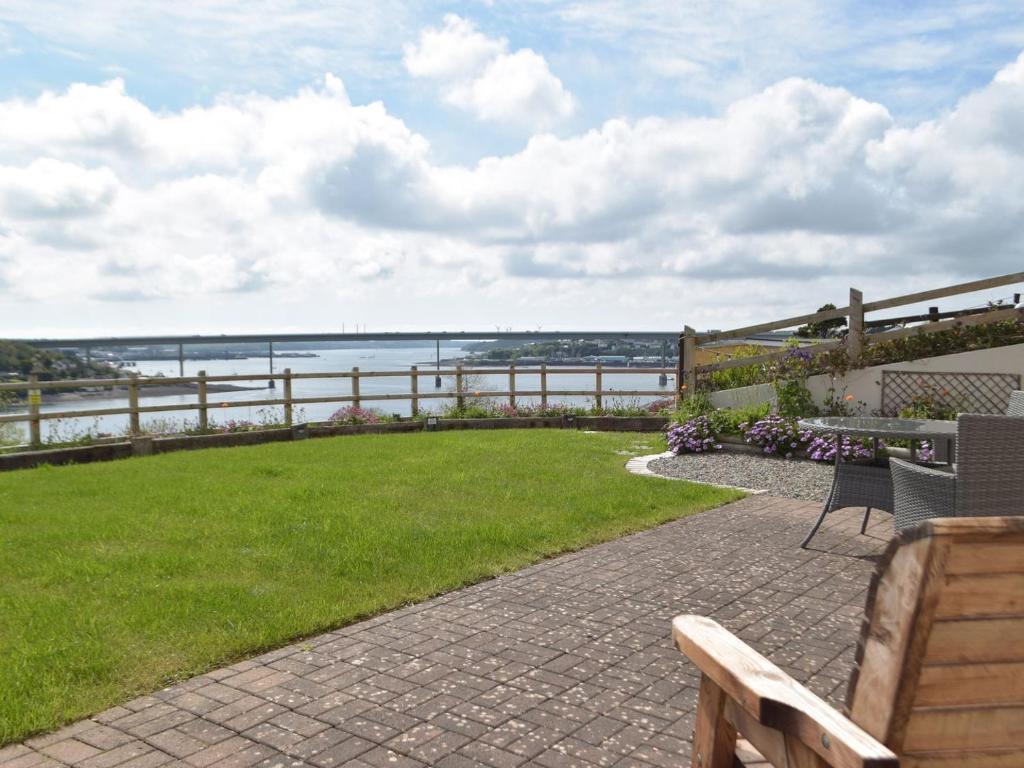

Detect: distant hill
0,340,121,385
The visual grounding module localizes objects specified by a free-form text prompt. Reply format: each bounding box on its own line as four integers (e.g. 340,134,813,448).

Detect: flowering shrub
916,441,936,462
804,432,874,463
667,416,720,454
328,406,382,425
774,347,818,418
646,397,676,414
217,419,260,433
446,402,586,419
740,415,807,459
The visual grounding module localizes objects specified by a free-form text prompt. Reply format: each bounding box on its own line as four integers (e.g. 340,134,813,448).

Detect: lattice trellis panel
881,370,1022,416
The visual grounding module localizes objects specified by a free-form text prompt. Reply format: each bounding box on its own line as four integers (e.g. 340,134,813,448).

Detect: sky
1,1,1024,337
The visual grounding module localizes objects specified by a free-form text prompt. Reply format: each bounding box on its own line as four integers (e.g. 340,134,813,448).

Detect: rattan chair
891,413,1024,530
1007,389,1024,416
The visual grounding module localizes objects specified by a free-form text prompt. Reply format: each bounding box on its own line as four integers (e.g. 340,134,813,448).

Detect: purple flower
329,406,382,425
740,415,809,459
667,416,721,455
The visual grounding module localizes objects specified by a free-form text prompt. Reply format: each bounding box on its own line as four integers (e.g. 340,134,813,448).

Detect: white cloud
402,14,504,80
2,53,1024,333
404,14,574,128
0,158,119,219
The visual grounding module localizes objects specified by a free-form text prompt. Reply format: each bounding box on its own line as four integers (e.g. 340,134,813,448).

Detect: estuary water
7,347,674,442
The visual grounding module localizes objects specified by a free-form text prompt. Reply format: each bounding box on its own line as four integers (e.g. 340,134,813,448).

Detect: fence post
352,367,361,408
198,369,208,431
675,334,685,405
595,362,603,411
456,364,465,410
848,288,864,363
540,363,548,409
283,368,293,426
682,326,697,399
410,366,419,417
128,373,140,435
509,364,516,409
28,369,41,448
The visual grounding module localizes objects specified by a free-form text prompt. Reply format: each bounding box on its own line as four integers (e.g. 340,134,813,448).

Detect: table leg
800,434,842,549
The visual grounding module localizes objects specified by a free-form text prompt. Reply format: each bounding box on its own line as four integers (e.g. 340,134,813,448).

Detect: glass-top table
799,416,958,442
796,416,957,548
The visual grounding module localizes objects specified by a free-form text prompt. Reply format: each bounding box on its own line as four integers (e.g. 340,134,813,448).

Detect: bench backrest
954,414,1024,517
847,516,1024,765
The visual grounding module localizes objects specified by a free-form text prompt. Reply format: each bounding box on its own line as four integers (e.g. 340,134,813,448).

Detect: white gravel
647,451,833,501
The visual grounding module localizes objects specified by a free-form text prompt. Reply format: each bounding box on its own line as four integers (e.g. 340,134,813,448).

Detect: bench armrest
673,615,898,768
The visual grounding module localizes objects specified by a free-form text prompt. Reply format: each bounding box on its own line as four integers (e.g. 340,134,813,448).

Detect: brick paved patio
1,497,889,768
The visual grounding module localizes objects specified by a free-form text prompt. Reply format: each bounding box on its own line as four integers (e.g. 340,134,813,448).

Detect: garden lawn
0,430,740,745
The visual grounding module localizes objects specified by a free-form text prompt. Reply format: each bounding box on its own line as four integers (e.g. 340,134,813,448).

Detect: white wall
710,343,1024,414
709,382,776,409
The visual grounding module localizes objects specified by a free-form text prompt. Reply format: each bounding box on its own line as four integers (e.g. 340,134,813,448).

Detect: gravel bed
648,451,833,500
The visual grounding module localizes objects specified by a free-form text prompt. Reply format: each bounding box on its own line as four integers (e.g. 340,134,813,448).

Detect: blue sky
3,2,1023,159
1,1,1023,334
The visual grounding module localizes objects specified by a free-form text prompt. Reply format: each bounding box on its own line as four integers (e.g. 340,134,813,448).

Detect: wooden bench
674,516,1024,767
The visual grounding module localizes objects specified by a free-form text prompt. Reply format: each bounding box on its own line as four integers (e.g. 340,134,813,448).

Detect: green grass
0,430,740,744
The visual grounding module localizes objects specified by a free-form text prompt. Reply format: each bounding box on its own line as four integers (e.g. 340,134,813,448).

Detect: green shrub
670,397,772,437
706,344,771,390
670,390,715,423
708,402,772,435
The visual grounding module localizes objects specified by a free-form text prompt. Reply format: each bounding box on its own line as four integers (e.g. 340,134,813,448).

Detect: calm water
6,347,673,441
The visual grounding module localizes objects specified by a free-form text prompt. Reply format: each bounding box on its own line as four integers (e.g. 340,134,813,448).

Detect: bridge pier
268,340,276,388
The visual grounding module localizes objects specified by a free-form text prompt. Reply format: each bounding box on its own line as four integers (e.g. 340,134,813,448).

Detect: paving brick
176,722,235,747
206,743,277,768
356,747,425,768
264,715,325,740
9,498,884,768
39,740,102,765
77,726,138,751
240,726,304,753
184,737,255,768
78,741,152,768
305,737,374,768
115,750,174,768
0,750,48,768
26,722,99,749
146,730,207,759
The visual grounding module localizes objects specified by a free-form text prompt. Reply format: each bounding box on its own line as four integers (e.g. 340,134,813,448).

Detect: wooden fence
0,364,674,447
676,270,1024,395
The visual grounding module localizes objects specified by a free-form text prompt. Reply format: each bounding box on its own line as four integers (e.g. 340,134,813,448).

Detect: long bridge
18,330,679,348
14,330,680,382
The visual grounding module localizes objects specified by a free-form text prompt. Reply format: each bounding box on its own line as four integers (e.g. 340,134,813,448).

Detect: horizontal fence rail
677,270,1024,395
0,364,675,447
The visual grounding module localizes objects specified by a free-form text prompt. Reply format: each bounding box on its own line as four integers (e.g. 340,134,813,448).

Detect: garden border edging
625,451,768,494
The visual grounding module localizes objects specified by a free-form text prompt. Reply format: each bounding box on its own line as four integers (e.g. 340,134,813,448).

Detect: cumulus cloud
0,158,119,219
2,52,1024,329
404,14,575,128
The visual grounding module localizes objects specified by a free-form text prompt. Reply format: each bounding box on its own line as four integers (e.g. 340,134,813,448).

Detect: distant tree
794,304,847,339
0,340,119,386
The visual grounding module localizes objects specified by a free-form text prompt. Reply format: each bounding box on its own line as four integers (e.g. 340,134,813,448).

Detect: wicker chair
891,413,1024,530
1008,389,1024,416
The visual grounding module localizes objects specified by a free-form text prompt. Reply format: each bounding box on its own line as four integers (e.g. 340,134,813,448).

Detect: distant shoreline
43,382,264,403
